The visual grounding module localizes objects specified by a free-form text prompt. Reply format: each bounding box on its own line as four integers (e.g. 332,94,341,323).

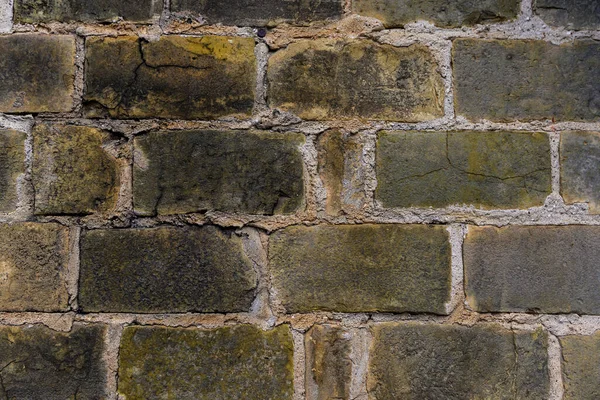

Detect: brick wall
0,0,598,398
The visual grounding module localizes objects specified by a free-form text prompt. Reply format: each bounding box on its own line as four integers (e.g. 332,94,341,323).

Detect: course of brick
0,0,598,398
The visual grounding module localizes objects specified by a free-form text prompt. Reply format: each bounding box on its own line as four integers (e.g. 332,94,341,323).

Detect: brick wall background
0,0,598,398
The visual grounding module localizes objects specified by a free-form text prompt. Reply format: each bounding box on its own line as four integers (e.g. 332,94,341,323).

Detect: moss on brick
560,131,600,213
560,332,600,399
118,325,294,399
0,130,26,213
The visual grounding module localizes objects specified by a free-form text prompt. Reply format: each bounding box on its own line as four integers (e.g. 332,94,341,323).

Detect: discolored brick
78,226,257,313
0,324,107,399
33,123,120,215
0,223,70,312
535,0,600,30
369,323,549,399
0,34,75,113
0,130,26,213
560,131,600,213
465,225,600,314
171,0,342,26
453,39,600,122
354,0,520,28
305,325,352,400
267,40,444,121
269,224,451,313
84,35,256,119
14,0,163,23
560,332,600,399
376,131,551,209
118,324,294,399
133,130,304,216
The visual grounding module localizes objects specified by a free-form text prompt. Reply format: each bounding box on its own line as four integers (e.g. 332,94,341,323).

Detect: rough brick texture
267,40,444,121
14,0,162,23
171,0,342,26
560,332,600,399
0,34,75,113
0,130,26,213
376,131,551,209
0,223,70,312
560,131,600,213
33,123,120,215
0,324,107,399
369,323,549,399
354,0,520,28
269,224,451,313
118,325,294,399
133,130,304,216
79,226,257,313
84,36,256,119
453,39,600,122
535,0,600,30
465,226,600,314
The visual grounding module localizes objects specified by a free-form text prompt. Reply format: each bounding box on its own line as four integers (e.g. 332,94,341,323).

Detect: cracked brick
369,323,549,399
375,131,551,209
83,35,256,119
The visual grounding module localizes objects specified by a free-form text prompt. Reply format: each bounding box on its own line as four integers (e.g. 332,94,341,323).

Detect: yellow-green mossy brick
0,130,26,213
560,332,600,399
33,123,120,215
269,224,451,313
267,39,444,121
118,325,294,399
84,35,256,119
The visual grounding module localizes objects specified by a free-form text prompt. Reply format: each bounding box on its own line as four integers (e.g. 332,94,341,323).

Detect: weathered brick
14,0,162,23
560,131,600,213
33,123,120,215
134,130,304,216
453,39,600,122
465,226,600,314
171,0,342,26
560,333,600,399
354,0,520,28
0,223,70,312
369,323,549,399
79,226,257,313
267,40,444,121
0,323,107,399
535,0,600,30
118,325,294,399
0,130,26,213
0,34,75,113
376,131,551,209
269,224,451,313
305,325,352,400
84,36,256,119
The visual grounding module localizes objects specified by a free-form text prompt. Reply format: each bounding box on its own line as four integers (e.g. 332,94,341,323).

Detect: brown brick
0,324,107,398
560,332,600,399
267,40,444,121
369,323,549,399
79,226,257,313
133,130,304,216
354,0,519,28
0,34,75,113
118,325,294,399
84,36,256,119
376,131,551,209
305,325,352,400
0,130,26,213
0,223,70,312
535,0,600,30
453,39,600,122
171,0,342,26
14,0,162,23
465,225,600,314
560,131,600,213
269,224,451,313
33,123,120,215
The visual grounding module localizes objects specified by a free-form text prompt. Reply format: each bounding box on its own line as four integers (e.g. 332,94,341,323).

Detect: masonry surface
0,0,599,398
